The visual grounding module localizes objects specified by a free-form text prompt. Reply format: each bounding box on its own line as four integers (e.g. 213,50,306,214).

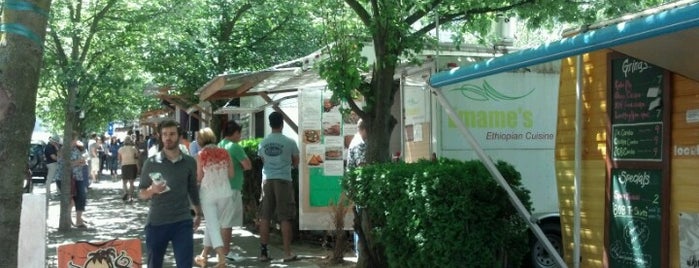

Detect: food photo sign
298,86,362,219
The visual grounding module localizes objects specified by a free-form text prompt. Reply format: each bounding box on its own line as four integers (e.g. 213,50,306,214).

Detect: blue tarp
429,2,699,88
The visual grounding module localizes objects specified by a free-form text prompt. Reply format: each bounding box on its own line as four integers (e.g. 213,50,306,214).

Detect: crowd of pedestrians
136,115,300,267
46,112,300,267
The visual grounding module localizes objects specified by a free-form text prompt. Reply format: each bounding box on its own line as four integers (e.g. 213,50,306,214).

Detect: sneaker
226,252,239,261
258,252,270,262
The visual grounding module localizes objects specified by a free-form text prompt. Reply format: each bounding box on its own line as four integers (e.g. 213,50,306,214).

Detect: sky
32,118,51,142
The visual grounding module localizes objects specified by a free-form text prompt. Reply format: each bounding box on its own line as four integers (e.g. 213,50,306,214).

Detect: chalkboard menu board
608,168,662,268
610,57,664,161
611,123,663,161
606,53,669,268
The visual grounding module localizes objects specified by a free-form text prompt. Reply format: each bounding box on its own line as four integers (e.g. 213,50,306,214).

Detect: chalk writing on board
610,240,653,266
609,168,662,267
612,123,662,161
620,58,651,78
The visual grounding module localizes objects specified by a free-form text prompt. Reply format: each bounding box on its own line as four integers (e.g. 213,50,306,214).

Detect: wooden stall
557,47,699,267
429,2,699,267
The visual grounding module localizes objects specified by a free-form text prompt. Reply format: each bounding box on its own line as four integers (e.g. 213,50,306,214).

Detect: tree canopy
315,0,665,266
318,0,667,163
140,0,325,101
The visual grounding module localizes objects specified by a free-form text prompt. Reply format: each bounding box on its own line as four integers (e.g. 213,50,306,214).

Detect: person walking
88,133,100,184
189,132,201,157
193,127,234,268
218,120,252,260
98,136,108,176
138,120,202,268
118,136,139,202
108,136,121,179
135,133,148,178
70,134,90,228
44,135,61,195
257,112,299,262
346,119,368,257
346,119,368,169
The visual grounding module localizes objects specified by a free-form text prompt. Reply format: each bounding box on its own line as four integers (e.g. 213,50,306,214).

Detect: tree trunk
0,0,53,265
356,33,399,268
58,80,80,231
365,66,398,164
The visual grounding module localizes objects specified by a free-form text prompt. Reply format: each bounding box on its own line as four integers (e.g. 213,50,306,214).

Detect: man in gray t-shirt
257,112,299,262
138,120,201,268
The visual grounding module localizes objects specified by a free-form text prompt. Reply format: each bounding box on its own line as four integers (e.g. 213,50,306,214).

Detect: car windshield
30,143,43,155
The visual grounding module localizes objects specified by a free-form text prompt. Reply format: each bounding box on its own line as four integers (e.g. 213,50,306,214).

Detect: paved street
35,174,356,267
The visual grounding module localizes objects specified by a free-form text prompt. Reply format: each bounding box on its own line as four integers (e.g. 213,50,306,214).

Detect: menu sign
611,58,663,124
608,168,662,268
300,87,363,207
607,53,669,268
611,123,662,161
610,57,664,161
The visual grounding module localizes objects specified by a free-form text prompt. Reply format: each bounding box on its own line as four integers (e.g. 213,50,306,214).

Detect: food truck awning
195,54,327,134
195,49,325,102
429,0,699,87
156,93,206,122
139,108,174,125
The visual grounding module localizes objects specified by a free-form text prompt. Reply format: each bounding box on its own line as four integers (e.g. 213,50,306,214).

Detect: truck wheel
530,222,563,268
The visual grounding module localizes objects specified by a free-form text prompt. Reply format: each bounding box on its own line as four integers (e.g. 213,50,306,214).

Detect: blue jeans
145,219,193,268
73,178,88,211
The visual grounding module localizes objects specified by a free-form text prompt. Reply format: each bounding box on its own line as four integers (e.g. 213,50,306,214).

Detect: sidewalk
40,173,356,267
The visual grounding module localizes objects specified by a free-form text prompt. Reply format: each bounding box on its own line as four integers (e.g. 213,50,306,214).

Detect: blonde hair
123,136,134,145
196,128,217,146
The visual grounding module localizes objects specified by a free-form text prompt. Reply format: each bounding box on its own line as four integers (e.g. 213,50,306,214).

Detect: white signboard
440,72,560,150
437,72,561,214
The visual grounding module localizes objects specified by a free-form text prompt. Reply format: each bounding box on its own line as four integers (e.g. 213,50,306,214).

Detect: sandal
282,255,298,262
194,255,207,267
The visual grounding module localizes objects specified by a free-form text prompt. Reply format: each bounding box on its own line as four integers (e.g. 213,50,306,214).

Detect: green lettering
447,109,536,129
507,111,517,128
487,111,504,128
476,111,488,127
522,110,533,128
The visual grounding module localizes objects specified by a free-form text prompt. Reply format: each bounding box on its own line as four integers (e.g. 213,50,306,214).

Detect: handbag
57,238,142,268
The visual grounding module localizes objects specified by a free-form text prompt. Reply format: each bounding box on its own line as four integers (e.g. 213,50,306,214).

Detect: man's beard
163,141,179,150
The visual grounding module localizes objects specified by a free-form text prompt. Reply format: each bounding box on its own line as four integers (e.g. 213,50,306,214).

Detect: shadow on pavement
43,176,356,267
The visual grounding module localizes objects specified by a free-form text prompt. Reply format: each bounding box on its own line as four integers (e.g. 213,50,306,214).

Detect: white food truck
402,62,562,267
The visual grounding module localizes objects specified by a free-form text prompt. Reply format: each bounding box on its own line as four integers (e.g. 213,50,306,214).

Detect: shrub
344,158,532,267
239,138,263,227
239,138,262,159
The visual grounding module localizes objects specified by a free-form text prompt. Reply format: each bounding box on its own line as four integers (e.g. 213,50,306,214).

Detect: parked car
28,141,48,184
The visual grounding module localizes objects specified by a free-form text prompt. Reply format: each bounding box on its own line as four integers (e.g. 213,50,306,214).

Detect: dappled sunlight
41,178,355,267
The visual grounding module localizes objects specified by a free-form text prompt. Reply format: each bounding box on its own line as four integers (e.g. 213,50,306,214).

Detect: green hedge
239,138,262,158
343,158,532,267
239,138,263,227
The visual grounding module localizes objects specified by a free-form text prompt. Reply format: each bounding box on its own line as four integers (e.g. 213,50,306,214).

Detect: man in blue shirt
257,112,299,262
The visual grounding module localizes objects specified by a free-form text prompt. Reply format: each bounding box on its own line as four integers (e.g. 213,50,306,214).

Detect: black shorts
121,164,138,181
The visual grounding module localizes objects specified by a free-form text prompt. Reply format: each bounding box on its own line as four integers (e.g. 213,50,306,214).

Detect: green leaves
141,0,324,94
38,0,325,134
344,158,532,267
